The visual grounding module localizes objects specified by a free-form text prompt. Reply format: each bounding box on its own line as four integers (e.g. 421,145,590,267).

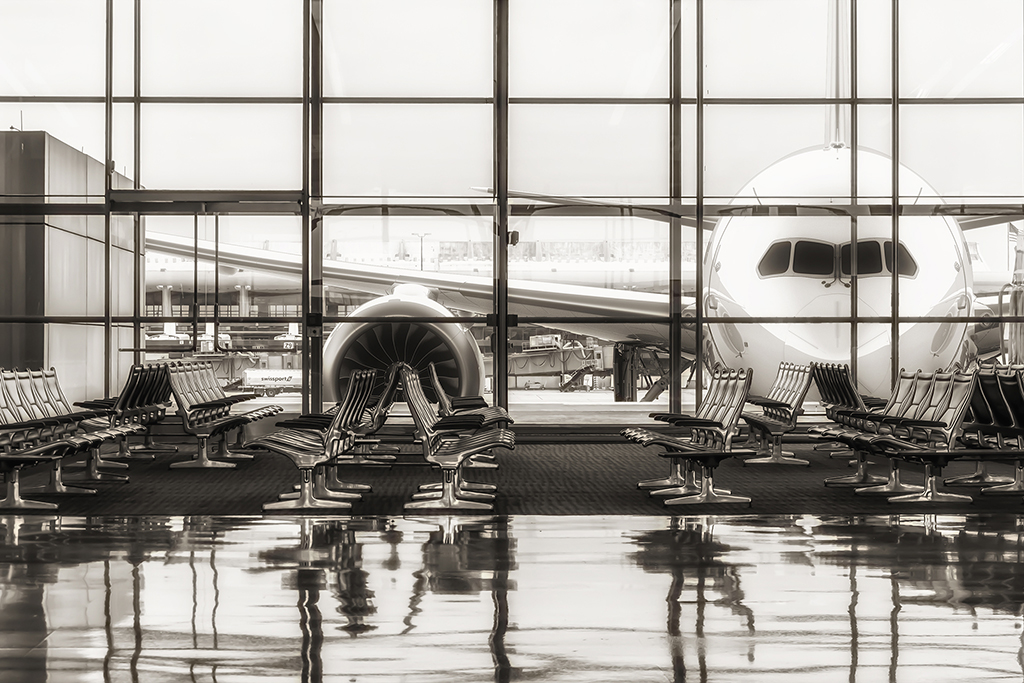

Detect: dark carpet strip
15,441,1024,517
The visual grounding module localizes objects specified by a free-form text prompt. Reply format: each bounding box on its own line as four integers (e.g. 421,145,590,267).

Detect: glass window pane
140,0,303,96
323,104,492,199
704,106,851,201
0,107,106,194
509,323,671,424
113,0,135,98
509,0,669,98
140,104,303,190
857,0,892,98
509,104,669,199
0,0,105,96
323,215,493,311
704,322,851,398
899,104,1024,202
324,0,492,97
704,0,836,98
506,216,668,318
857,107,892,203
900,0,1023,98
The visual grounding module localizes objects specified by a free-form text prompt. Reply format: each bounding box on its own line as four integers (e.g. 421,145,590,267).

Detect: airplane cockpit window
792,241,835,276
839,241,883,276
757,241,791,276
884,241,919,277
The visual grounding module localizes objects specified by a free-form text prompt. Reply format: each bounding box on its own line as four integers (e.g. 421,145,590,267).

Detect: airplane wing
145,231,694,350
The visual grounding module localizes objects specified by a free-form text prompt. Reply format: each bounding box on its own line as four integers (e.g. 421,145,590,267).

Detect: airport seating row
810,367,987,502
740,362,814,466
0,367,152,510
248,362,516,513
164,361,284,469
622,365,755,506
246,368,381,511
400,363,516,512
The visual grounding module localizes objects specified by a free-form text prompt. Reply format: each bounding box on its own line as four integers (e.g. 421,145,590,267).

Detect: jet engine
322,283,486,403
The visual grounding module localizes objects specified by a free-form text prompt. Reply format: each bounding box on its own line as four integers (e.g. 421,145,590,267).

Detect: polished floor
2,514,1024,682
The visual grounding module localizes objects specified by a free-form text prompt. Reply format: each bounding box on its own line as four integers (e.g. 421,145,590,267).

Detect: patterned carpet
15,438,1024,517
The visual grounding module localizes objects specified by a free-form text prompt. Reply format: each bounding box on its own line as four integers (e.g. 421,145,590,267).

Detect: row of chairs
740,362,814,466
0,367,149,509
247,362,515,513
810,367,980,502
622,365,755,506
164,361,283,469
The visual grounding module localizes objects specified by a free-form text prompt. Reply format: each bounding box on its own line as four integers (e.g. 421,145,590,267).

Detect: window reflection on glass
900,0,1023,99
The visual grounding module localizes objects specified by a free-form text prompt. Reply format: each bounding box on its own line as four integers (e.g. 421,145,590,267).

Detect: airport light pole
412,232,430,270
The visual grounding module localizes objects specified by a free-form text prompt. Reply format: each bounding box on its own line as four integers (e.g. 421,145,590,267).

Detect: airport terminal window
324,0,492,97
4,0,1024,410
508,0,669,98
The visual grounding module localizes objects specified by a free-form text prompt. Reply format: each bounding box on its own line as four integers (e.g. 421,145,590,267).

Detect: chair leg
648,460,703,497
824,452,887,487
324,466,372,493
743,435,809,466
281,467,361,501
944,461,1013,487
855,458,924,495
130,430,178,453
638,456,695,490
663,464,750,506
170,437,236,469
63,447,130,483
0,469,58,510
22,459,96,495
888,464,973,503
217,433,254,461
980,460,1024,495
405,467,492,512
264,468,352,511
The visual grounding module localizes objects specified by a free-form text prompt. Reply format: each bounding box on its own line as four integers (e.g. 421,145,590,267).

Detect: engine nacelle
322,284,485,402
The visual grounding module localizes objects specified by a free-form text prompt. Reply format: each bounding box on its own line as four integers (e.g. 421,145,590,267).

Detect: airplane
143,144,1012,403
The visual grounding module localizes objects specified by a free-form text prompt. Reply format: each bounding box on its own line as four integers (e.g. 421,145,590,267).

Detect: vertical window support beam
669,0,683,414
890,0,900,386
104,0,114,395
304,0,324,414
493,0,510,409
133,0,142,365
695,0,705,408
849,0,859,383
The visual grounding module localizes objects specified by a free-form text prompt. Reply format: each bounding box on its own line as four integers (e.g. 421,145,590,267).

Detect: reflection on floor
2,514,1023,682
